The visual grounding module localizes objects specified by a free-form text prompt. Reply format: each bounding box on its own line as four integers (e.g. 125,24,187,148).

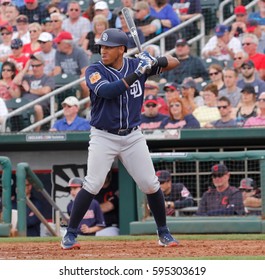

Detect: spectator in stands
244,92,265,127
229,5,248,38
3,4,19,31
22,22,42,57
208,64,225,91
246,19,265,54
8,38,29,72
46,0,67,15
235,85,258,126
118,8,145,51
37,32,56,76
140,94,168,130
0,61,21,100
0,24,13,62
193,83,220,127
156,170,194,216
202,24,242,62
62,2,91,47
50,96,90,131
19,0,49,24
233,50,249,79
160,97,200,129
45,3,61,15
67,177,106,236
149,0,181,50
196,164,245,216
41,16,53,34
12,14,30,45
112,0,134,15
94,1,121,29
248,0,265,31
238,177,261,215
95,170,120,236
237,59,265,98
163,82,181,104
0,0,11,23
165,38,209,84
133,1,162,42
219,67,242,107
52,31,90,101
0,96,8,128
50,12,65,38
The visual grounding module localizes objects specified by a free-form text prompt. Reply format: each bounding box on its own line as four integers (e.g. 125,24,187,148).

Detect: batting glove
137,51,158,66
134,58,152,77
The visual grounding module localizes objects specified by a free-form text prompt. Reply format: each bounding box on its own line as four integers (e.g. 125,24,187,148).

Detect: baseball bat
122,7,142,53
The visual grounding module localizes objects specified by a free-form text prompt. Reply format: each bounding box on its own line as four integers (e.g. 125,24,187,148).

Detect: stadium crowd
1,0,265,132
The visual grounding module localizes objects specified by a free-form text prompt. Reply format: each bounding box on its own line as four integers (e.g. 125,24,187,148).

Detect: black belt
96,126,138,136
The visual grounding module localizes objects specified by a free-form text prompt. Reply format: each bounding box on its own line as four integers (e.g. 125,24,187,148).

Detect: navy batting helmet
96,28,128,52
68,177,83,188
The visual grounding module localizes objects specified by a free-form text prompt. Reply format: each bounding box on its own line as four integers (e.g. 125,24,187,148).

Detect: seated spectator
41,16,53,34
3,4,20,31
246,19,265,54
208,63,225,91
0,24,13,62
202,24,242,62
239,177,261,215
156,170,194,216
229,5,248,38
95,170,120,236
22,22,42,57
219,67,242,107
50,96,91,131
196,164,245,216
67,177,106,236
235,85,258,126
163,82,181,105
233,50,249,79
193,83,220,127
140,94,168,130
12,14,30,45
205,96,238,128
46,0,67,15
160,97,200,129
0,96,8,128
50,12,65,38
244,92,265,127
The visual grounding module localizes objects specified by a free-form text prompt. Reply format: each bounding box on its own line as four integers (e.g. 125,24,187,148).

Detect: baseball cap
16,15,29,23
25,0,35,3
181,79,197,89
30,53,45,63
61,96,80,108
0,24,13,33
163,82,180,91
241,59,255,68
144,94,158,105
38,32,53,42
95,1,108,10
42,17,51,24
234,5,247,15
240,85,256,94
239,178,257,190
215,24,229,37
156,170,171,183
144,80,159,89
246,20,259,33
11,38,23,49
175,38,189,47
54,31,73,43
211,164,228,175
68,177,83,188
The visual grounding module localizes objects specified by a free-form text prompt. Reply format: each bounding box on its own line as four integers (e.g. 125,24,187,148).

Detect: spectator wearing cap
41,16,53,34
50,96,91,131
163,82,181,104
140,94,168,130
37,32,56,76
50,12,65,38
156,170,194,216
134,1,162,42
235,85,258,126
0,24,13,61
229,5,248,38
246,19,265,54
238,178,261,215
196,164,245,216
67,177,106,236
160,96,200,129
219,67,242,107
52,31,90,101
18,0,49,24
62,2,91,47
22,22,42,57
205,96,238,128
3,4,20,31
163,38,208,84
237,59,265,97
193,83,220,127
13,14,30,45
244,91,265,127
202,24,242,62
241,33,265,80
181,78,204,113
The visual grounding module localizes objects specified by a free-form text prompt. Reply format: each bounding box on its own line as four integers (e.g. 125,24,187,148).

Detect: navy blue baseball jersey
85,57,161,130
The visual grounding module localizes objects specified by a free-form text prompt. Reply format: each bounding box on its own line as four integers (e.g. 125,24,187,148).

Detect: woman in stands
160,97,200,129
0,61,21,101
208,63,225,91
22,22,42,57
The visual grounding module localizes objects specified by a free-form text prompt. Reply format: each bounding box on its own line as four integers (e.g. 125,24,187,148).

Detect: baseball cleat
157,227,179,247
61,232,81,250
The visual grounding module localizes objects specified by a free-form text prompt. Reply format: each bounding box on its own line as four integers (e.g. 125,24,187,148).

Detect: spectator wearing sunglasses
0,24,13,62
196,164,245,216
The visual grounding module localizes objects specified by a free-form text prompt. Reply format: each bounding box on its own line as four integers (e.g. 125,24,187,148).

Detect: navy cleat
61,231,80,250
157,227,179,247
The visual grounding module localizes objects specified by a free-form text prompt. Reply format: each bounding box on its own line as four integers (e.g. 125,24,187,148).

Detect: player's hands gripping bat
137,51,158,66
134,58,152,77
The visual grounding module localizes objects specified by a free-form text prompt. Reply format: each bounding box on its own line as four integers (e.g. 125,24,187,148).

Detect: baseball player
61,28,180,249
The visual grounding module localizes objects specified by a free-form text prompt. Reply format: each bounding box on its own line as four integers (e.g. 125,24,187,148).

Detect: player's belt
96,126,139,136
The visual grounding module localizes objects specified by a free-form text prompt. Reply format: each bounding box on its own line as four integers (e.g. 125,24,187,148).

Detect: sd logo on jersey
89,72,101,84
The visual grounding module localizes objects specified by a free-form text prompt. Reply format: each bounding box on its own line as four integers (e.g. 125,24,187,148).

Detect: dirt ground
1,239,265,259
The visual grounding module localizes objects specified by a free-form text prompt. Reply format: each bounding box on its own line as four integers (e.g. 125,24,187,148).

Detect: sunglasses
145,103,157,108
51,20,59,23
242,42,253,46
240,189,252,193
209,72,219,76
2,68,12,72
29,30,38,33
217,105,228,109
31,63,43,68
241,66,252,70
170,103,181,108
212,173,226,178
234,57,242,60
70,8,79,12
2,2,10,6
1,32,11,36
258,98,265,102
134,9,140,12
11,46,21,49
165,89,176,92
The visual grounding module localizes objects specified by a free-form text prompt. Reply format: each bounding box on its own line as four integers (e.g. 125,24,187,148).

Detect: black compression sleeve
157,57,168,67
123,73,139,86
